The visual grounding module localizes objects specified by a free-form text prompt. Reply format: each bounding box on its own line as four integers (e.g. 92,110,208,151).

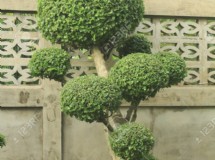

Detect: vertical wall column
42,79,62,160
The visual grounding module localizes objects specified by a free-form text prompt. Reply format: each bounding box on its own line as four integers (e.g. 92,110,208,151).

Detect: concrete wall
0,108,43,160
144,0,215,17
1,106,215,160
132,107,215,160
62,107,215,160
62,88,215,160
63,116,112,160
0,81,62,160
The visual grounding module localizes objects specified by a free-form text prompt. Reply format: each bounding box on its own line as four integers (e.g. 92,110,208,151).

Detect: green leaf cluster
109,123,155,160
117,34,152,58
109,53,169,104
155,52,187,86
28,48,71,81
61,75,122,123
0,134,6,148
37,0,144,49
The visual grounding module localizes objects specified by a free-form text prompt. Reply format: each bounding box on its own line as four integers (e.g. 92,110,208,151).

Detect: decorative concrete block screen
2,15,215,85
0,13,41,85
138,18,215,85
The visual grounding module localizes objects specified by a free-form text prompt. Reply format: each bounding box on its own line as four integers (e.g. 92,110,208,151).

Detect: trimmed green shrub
117,34,152,58
0,134,5,148
155,52,187,86
61,75,122,123
109,53,168,104
37,0,144,49
28,48,71,81
109,123,154,160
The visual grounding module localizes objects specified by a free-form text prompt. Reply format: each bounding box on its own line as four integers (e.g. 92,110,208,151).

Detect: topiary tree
28,48,71,82
0,134,5,148
35,1,187,160
117,34,152,58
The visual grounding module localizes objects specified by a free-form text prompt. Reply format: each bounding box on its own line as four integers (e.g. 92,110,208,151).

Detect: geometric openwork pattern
137,18,215,85
68,18,215,85
1,13,215,85
64,48,96,81
0,13,40,85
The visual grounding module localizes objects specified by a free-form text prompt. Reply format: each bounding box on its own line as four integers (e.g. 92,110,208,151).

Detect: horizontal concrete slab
144,0,215,18
0,0,37,12
0,85,43,107
122,86,215,107
1,0,215,18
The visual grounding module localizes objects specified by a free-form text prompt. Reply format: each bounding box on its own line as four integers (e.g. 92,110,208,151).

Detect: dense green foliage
109,123,154,160
37,0,144,49
61,75,122,123
117,34,152,58
109,53,168,104
0,134,5,148
28,48,70,81
155,52,187,86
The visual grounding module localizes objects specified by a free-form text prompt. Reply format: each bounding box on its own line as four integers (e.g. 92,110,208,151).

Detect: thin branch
125,101,140,121
130,107,138,122
125,105,136,121
102,118,114,132
112,110,128,127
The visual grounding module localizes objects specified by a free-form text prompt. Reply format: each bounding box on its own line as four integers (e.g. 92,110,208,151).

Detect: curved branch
112,110,128,127
102,118,114,132
125,101,140,121
130,108,138,122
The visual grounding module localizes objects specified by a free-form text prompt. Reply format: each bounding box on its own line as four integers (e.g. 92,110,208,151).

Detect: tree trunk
91,47,109,78
91,46,121,160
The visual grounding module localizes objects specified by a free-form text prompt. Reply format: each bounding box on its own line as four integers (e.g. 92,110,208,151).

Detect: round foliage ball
155,52,187,86
109,53,169,104
109,123,154,160
117,34,152,58
38,0,144,49
0,134,6,148
61,75,122,123
29,48,71,81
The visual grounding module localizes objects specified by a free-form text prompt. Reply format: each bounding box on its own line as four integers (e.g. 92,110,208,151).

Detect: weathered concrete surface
122,86,215,107
1,107,214,160
2,0,215,18
0,0,37,11
0,108,42,160
62,115,112,160
122,107,215,160
62,107,215,160
144,0,215,17
42,79,62,160
0,86,43,107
